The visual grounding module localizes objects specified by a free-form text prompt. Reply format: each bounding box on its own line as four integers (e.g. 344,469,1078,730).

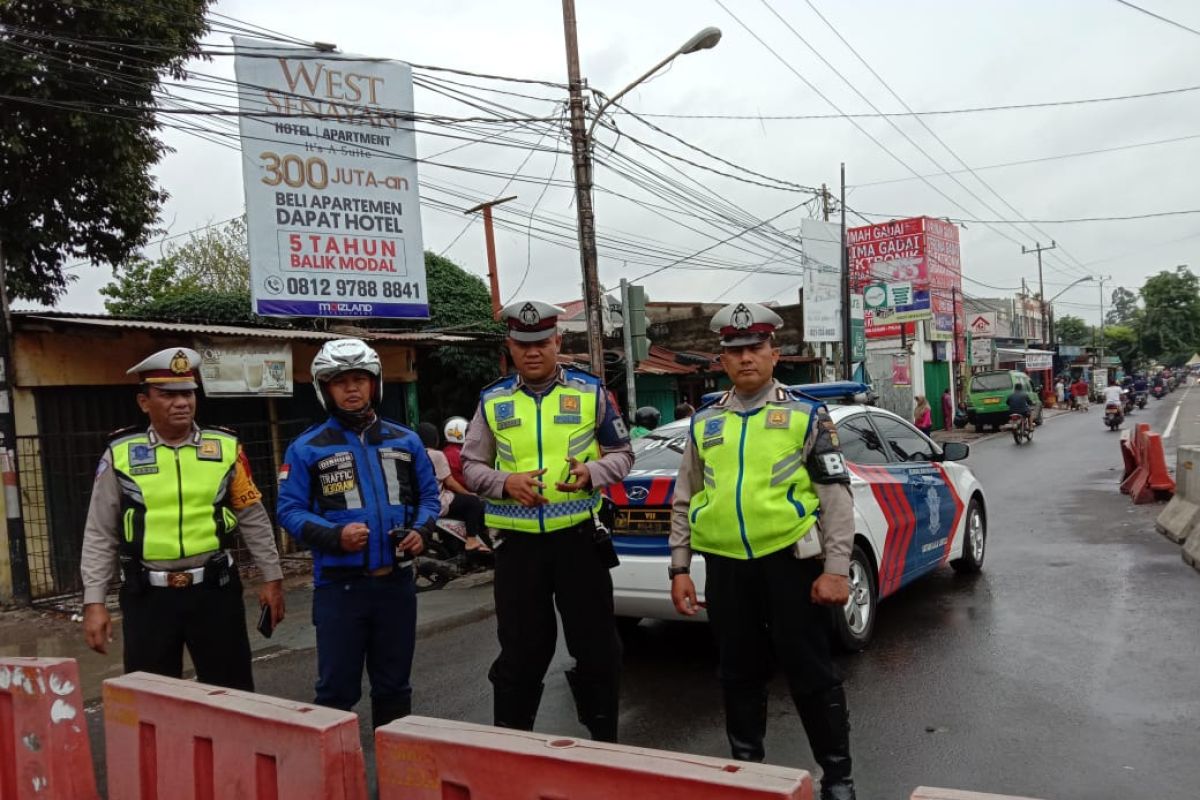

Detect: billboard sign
801,219,843,342
1026,353,1053,371
197,342,293,397
892,353,912,386
970,336,994,367
849,294,866,361
968,312,996,338
233,39,428,319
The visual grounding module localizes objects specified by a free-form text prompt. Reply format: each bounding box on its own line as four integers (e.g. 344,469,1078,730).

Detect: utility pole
561,0,606,377
464,195,518,320
0,245,30,605
1097,274,1112,366
821,183,831,222
620,279,637,415
1021,240,1056,345
840,163,852,380
1021,277,1030,350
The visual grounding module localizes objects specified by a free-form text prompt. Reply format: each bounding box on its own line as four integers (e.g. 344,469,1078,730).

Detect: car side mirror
940,442,969,462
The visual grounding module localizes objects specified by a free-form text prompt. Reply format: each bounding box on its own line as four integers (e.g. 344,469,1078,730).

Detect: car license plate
983,397,1001,405
615,508,670,535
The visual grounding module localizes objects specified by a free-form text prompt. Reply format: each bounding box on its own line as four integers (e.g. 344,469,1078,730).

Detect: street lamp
1046,275,1093,345
562,3,722,376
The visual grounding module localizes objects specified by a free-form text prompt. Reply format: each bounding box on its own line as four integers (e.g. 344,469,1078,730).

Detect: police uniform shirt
668,379,855,575
80,425,283,604
461,368,634,499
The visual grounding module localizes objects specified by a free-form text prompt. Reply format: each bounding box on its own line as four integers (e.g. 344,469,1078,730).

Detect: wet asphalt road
85,388,1200,798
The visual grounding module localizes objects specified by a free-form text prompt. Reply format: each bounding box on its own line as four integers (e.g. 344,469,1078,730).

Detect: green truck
965,369,1044,432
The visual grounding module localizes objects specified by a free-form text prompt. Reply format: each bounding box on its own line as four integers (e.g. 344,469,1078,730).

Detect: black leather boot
724,685,768,762
565,668,619,743
371,695,411,729
794,686,856,800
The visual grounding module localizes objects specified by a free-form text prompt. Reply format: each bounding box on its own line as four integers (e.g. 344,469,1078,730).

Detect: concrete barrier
103,672,367,800
376,715,812,799
1159,445,1200,544
913,789,1047,800
0,657,98,800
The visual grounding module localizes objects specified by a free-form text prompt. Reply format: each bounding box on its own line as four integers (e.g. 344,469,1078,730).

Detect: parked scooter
1105,402,1124,431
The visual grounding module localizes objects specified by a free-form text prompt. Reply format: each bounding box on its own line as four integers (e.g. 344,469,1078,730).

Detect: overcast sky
43,0,1200,324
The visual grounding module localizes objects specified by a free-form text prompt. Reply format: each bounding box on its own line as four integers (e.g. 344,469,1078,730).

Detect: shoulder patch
107,424,142,443
563,365,600,381
205,423,238,437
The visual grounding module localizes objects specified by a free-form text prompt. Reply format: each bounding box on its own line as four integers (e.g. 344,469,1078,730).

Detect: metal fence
19,418,312,604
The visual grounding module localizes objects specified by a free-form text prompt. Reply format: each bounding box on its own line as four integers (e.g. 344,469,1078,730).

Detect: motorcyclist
1104,379,1125,409
629,406,662,440
1133,374,1149,394
1006,384,1033,428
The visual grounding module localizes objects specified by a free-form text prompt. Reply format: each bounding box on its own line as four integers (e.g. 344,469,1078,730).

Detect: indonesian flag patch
278,464,291,482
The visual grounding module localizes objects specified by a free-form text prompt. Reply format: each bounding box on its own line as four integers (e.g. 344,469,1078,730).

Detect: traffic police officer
80,347,285,691
277,339,441,728
669,303,858,800
462,300,633,742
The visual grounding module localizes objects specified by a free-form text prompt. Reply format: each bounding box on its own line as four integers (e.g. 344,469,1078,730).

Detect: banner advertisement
970,337,994,367
801,219,844,342
967,312,996,338
848,217,962,344
233,38,428,319
849,294,866,361
197,342,293,397
892,353,911,387
1026,352,1053,371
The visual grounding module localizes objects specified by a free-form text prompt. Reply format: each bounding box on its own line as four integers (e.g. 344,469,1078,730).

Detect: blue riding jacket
277,415,440,586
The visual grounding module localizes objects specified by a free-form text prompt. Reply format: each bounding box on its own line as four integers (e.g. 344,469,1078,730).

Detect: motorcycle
1123,393,1135,415
1009,412,1033,445
413,519,493,592
1152,384,1166,400
1136,391,1148,410
1104,403,1124,431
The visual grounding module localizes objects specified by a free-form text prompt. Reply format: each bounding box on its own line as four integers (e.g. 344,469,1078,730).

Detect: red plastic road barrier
1144,432,1176,495
913,789,1047,800
1119,431,1139,491
103,672,366,800
376,716,812,800
0,657,98,800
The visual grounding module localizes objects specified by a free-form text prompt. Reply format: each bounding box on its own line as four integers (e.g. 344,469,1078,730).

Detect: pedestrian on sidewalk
462,300,633,743
669,302,858,800
1055,378,1066,407
277,339,440,728
80,347,285,691
914,395,933,437
941,389,954,431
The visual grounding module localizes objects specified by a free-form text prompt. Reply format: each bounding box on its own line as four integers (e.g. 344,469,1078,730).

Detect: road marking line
1164,386,1190,439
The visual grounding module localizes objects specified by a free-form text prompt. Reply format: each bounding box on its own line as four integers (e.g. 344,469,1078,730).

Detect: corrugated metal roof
16,314,476,345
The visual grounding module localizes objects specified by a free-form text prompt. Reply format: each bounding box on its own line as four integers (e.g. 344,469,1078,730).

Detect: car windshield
971,374,1012,392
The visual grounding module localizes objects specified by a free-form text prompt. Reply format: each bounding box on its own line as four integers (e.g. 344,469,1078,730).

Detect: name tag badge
765,409,791,429
130,466,159,476
702,437,724,449
554,415,583,425
380,448,412,461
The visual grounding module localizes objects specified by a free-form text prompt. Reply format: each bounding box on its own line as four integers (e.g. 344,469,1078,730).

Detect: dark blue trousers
312,566,416,725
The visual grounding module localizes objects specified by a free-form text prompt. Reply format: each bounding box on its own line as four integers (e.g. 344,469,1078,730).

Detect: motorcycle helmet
634,406,661,430
311,338,382,410
443,416,469,444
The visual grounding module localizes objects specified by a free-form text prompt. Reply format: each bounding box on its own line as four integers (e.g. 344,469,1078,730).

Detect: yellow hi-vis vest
110,429,241,561
688,394,821,559
482,374,603,532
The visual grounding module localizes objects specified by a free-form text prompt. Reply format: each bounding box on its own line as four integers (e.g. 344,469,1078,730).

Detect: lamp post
1045,275,1092,347
562,2,721,376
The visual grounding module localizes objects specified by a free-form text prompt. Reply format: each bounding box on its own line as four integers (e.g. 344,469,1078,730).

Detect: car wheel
974,424,985,433
834,544,877,652
951,497,986,574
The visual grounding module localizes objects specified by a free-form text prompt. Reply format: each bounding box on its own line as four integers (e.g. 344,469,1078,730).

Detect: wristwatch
668,565,690,579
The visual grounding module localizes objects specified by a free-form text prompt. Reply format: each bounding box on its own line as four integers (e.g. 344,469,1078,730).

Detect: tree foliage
0,0,213,304
1055,314,1092,346
1106,287,1140,326
1103,324,1140,371
1138,265,1200,364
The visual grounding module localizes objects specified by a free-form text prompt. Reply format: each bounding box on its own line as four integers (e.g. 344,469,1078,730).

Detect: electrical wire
1112,0,1200,37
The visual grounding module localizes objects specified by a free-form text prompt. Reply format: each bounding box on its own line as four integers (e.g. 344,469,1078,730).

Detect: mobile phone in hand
256,603,274,638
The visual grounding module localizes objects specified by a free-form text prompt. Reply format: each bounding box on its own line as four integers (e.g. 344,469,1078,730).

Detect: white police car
606,382,987,650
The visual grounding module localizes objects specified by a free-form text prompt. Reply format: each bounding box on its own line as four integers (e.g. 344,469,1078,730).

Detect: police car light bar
788,381,871,402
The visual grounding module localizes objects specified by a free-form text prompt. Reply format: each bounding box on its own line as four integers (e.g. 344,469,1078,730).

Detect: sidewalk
0,570,496,703
931,406,1073,445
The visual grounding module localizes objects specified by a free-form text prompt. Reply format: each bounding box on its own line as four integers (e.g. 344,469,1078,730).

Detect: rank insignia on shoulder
197,439,223,460
765,409,791,429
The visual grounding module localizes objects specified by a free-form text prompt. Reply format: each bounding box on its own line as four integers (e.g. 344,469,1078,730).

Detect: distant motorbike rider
1006,384,1033,426
1133,374,1149,394
630,406,662,440
1104,379,1125,408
